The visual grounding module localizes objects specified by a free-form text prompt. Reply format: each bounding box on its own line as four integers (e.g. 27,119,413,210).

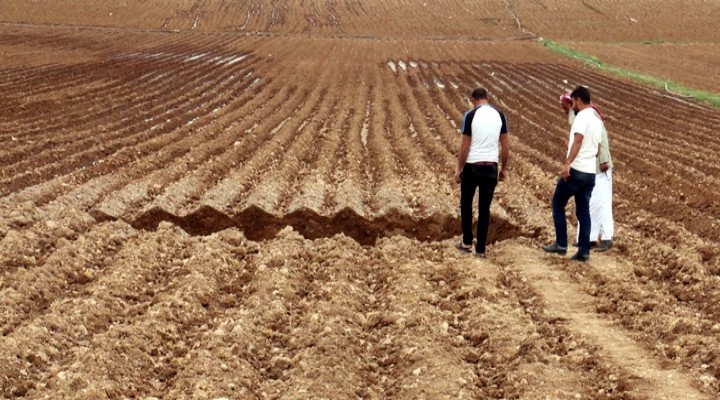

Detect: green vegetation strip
542,40,720,108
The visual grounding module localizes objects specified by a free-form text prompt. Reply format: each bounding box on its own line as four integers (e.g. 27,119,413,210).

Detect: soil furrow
191,85,316,215
366,74,410,215
0,52,196,139
0,75,271,272
30,227,256,398
404,62,466,159
0,221,137,335
0,223,194,397
331,81,373,217
240,87,334,214
559,248,720,395
495,243,712,400
130,82,288,218
0,40,232,136
0,31,239,130
0,54,257,194
0,203,97,276
381,75,454,216
359,239,476,398
87,67,272,221
282,101,348,215
2,68,256,198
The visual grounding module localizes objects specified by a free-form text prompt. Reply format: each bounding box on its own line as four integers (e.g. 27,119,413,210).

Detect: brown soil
3,0,720,42
1,3,720,399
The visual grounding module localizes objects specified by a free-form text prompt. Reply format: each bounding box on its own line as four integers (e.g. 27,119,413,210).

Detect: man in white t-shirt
454,87,509,258
542,86,602,261
561,93,615,252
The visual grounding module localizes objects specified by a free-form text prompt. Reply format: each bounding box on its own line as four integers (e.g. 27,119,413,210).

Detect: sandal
455,241,472,253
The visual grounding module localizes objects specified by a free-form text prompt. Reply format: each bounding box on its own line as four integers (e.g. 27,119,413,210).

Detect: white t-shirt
461,105,508,163
568,107,602,174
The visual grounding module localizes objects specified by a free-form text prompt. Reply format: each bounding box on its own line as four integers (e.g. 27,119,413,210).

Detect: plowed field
562,42,720,94
1,3,720,399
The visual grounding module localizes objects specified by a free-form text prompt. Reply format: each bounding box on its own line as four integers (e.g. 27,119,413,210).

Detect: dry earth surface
1,1,719,399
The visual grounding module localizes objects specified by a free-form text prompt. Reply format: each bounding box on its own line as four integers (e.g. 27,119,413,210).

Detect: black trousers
460,163,498,253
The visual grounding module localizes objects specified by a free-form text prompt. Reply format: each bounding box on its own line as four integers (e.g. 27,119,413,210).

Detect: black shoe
594,240,613,252
542,243,568,255
572,241,597,248
570,252,590,262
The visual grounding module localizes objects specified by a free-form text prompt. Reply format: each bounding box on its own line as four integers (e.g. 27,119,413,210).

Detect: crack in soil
91,205,537,246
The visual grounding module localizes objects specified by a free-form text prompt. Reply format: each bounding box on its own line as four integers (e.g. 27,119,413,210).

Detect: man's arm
598,125,611,172
455,135,471,183
562,133,583,180
499,134,509,181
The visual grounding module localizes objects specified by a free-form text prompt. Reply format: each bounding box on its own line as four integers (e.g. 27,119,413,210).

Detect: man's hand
499,168,506,182
561,162,571,181
561,102,571,114
561,138,568,149
457,135,471,185
599,162,609,172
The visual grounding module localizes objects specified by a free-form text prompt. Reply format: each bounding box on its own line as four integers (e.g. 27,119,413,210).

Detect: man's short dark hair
471,87,488,100
570,86,592,104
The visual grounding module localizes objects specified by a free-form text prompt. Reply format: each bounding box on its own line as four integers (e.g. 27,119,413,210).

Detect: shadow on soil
94,205,537,246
